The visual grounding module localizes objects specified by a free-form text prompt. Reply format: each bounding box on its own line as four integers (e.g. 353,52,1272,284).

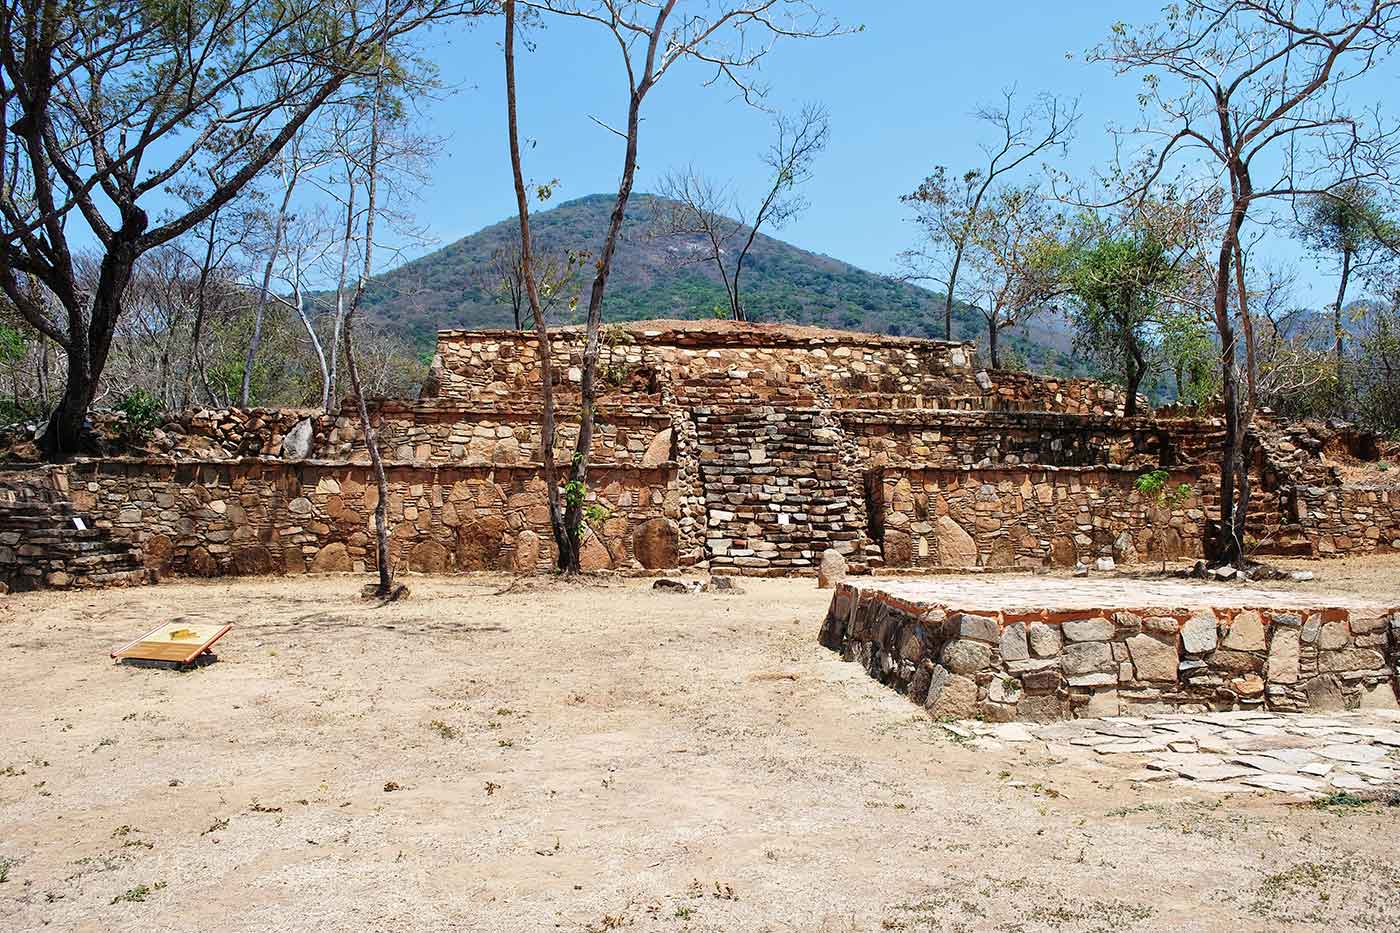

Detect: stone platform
819,576,1399,721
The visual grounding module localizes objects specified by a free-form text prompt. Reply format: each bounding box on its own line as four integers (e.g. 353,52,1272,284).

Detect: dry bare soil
3,559,1400,933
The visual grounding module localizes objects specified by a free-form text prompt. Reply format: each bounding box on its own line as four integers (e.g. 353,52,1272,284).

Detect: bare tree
653,103,830,322
515,0,848,572
486,237,589,329
899,90,1078,340
1091,0,1400,566
962,185,1065,370
0,0,490,459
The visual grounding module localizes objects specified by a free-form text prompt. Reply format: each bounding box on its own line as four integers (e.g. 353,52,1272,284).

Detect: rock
999,622,1029,662
1222,611,1266,651
457,515,508,571
1230,674,1266,698
1318,647,1386,673
926,671,978,720
882,528,912,567
408,539,451,574
1062,641,1114,676
1094,556,1116,572
640,428,674,467
1181,615,1219,655
1112,530,1137,565
1027,622,1063,658
653,578,694,593
1082,687,1120,718
702,576,743,595
1359,682,1400,710
180,545,217,577
1289,570,1314,582
955,612,999,643
1317,621,1350,650
144,533,176,573
1266,628,1300,684
1126,634,1179,682
281,418,314,461
309,542,352,573
230,545,275,576
513,530,541,574
288,496,313,516
632,517,679,570
940,639,993,675
1073,562,1089,577
934,516,978,567
1062,617,1114,642
1305,675,1346,711
817,548,847,589
1210,565,1237,581
578,530,613,571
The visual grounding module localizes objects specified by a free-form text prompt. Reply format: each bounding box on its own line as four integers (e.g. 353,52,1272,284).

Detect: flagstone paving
950,709,1400,797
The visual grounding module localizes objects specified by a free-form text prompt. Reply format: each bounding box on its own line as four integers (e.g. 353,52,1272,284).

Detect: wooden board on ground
111,620,232,666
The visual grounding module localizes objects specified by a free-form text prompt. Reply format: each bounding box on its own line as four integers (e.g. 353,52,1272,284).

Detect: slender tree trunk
941,247,963,341
1233,239,1258,410
242,166,298,407
288,257,331,410
1125,330,1144,418
504,0,568,570
986,313,1000,369
1213,203,1248,566
1334,246,1352,360
343,37,393,596
329,185,356,411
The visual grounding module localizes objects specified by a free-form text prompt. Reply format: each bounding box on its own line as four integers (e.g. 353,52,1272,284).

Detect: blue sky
398,0,1395,308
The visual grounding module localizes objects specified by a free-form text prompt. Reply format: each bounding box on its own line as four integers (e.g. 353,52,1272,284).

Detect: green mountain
358,193,1083,374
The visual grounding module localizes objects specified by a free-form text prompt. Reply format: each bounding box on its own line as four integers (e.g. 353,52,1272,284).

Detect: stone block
1126,633,1178,683
1000,622,1029,662
1027,622,1062,658
1062,617,1114,642
1222,610,1265,651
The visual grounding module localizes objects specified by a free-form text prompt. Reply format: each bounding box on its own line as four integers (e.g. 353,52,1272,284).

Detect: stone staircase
695,407,873,575
0,472,149,591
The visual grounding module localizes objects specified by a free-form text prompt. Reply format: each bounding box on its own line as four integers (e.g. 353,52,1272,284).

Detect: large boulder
513,530,542,574
882,528,912,567
456,515,508,570
230,545,275,576
817,548,847,589
281,418,314,461
641,428,674,467
578,530,613,571
631,517,679,570
310,542,352,573
408,539,452,574
934,516,978,567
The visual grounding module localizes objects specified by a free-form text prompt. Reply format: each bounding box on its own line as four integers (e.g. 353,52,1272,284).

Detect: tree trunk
41,247,137,459
564,82,648,572
941,248,962,342
343,32,393,596
1212,205,1247,566
242,167,298,407
504,0,569,570
1334,246,1352,360
1124,330,1144,418
986,314,1000,369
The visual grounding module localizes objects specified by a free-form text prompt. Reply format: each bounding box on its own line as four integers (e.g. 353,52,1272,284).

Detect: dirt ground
3,559,1400,933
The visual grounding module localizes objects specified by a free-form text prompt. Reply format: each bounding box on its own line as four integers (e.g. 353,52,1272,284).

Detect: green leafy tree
1295,183,1396,359
1059,224,1178,416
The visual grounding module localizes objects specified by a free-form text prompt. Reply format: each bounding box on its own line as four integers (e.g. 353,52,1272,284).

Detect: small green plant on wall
1135,469,1193,571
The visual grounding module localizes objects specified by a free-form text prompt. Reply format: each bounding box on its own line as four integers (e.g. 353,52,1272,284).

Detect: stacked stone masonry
821,580,1400,720
2,320,1397,586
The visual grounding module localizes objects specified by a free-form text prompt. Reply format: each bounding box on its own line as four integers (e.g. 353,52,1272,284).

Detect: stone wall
696,407,872,575
846,410,1224,470
60,458,685,580
820,581,1400,721
1293,484,1400,556
870,466,1207,569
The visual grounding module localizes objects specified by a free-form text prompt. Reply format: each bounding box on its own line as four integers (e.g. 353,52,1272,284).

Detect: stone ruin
820,576,1399,719
1,319,1398,591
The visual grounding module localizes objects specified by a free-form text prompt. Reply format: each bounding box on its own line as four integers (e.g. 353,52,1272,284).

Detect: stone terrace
820,575,1400,720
